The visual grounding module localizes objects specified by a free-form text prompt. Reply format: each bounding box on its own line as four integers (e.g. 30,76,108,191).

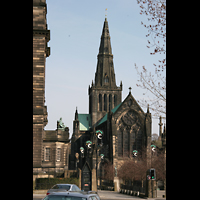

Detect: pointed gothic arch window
123,129,129,157
117,129,123,157
109,94,112,111
114,95,117,107
104,94,107,111
99,94,102,111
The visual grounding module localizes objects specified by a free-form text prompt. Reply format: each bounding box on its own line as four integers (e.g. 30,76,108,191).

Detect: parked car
43,191,101,200
46,184,81,195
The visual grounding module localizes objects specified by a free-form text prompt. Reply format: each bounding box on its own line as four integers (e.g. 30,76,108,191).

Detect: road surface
33,190,165,200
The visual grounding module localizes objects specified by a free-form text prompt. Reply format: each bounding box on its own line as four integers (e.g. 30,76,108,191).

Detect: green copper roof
78,114,91,131
97,102,122,126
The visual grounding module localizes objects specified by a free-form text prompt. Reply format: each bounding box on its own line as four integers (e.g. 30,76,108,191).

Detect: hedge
35,178,79,190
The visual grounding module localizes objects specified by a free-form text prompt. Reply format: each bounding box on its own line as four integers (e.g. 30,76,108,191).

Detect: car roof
48,191,98,197
55,184,74,185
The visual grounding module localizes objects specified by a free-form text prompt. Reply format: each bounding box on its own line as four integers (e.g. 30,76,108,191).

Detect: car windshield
43,196,87,200
52,185,71,190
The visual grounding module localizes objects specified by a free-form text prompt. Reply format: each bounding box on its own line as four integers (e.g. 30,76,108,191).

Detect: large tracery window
117,110,143,157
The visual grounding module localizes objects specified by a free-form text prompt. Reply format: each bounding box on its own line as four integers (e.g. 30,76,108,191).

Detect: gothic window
136,129,143,152
104,94,107,111
114,95,117,107
99,94,102,111
123,129,129,157
117,129,123,157
131,130,136,151
89,95,92,113
116,111,144,158
109,94,112,111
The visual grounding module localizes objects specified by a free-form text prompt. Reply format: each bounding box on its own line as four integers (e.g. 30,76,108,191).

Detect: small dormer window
104,74,109,83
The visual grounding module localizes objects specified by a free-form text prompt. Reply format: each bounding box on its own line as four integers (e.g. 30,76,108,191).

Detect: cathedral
33,0,166,191
68,17,153,191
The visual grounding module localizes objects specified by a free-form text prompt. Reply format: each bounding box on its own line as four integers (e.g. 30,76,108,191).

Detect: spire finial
129,87,132,94
147,104,149,113
75,107,78,120
105,8,107,19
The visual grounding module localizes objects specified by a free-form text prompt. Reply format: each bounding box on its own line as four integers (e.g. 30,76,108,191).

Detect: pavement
33,190,166,200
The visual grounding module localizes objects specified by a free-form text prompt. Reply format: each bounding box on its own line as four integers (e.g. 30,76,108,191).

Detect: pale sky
45,0,165,138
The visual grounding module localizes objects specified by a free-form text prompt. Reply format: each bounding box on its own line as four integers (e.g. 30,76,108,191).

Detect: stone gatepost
92,168,97,191
146,180,157,198
114,177,120,192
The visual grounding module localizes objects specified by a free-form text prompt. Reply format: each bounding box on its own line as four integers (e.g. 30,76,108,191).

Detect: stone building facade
33,0,50,169
42,118,71,175
33,0,70,178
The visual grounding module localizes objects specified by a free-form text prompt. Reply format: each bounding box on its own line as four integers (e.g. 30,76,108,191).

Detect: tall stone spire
98,18,112,55
89,18,122,126
94,18,117,88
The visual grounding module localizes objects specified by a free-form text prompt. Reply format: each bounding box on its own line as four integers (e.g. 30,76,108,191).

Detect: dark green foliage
35,178,79,190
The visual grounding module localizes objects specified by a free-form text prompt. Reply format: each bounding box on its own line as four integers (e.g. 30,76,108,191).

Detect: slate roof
78,114,91,131
97,102,122,126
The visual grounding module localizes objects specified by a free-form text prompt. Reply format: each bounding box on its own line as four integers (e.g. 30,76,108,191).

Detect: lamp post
95,130,104,189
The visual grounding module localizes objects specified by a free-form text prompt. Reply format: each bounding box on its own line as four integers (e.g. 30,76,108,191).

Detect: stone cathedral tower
88,18,122,126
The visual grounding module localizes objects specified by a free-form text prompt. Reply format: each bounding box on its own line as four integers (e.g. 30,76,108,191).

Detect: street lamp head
133,150,138,157
151,145,156,152
96,130,104,140
80,147,84,153
86,141,92,149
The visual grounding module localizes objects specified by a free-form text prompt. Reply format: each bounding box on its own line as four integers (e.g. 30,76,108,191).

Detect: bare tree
151,150,166,180
117,147,166,183
118,160,138,181
135,0,166,117
103,161,114,181
137,0,166,56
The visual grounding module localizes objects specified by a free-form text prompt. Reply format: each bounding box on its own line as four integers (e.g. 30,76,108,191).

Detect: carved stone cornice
33,29,50,42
